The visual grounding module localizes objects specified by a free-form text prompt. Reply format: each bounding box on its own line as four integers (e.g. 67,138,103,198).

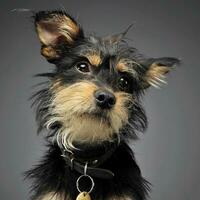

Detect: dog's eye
75,62,90,73
118,76,131,92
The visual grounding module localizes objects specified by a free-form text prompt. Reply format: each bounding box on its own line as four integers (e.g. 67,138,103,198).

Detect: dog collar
61,137,119,179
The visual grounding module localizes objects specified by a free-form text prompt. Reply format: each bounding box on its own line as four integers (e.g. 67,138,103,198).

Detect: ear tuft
103,24,133,44
142,57,180,89
34,11,84,62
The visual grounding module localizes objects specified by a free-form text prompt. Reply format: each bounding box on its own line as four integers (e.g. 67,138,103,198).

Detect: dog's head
33,11,179,150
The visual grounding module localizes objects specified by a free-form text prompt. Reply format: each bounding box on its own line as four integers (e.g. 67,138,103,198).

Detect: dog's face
33,11,179,149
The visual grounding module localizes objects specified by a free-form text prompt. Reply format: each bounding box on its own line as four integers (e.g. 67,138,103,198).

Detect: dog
25,10,179,200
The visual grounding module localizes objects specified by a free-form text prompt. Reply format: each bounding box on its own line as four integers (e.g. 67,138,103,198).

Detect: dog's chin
54,110,121,150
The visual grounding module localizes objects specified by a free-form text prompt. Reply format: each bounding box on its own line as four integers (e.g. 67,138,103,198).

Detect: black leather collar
61,137,119,179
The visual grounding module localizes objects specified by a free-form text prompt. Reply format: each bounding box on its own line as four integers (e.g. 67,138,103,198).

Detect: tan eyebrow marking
116,59,136,75
117,62,129,73
85,52,102,66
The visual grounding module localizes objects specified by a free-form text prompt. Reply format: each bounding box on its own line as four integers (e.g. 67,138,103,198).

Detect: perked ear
34,11,84,62
142,57,180,88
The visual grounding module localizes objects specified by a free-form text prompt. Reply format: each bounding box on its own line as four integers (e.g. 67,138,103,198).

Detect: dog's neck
60,136,120,179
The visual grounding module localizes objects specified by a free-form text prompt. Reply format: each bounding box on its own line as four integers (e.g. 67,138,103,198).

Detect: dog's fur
25,10,179,200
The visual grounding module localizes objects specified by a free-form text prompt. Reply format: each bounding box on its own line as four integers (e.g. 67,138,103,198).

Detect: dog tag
76,192,91,200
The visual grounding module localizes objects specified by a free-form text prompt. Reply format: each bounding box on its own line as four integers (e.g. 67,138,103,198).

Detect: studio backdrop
0,0,199,200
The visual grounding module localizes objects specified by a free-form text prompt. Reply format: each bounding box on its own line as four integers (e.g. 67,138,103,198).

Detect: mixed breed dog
25,10,179,200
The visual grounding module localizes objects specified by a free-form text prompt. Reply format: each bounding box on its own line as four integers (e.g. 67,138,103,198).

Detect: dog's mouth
80,109,112,124
49,110,111,128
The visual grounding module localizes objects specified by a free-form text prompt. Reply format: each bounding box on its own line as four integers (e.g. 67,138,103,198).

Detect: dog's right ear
34,11,84,63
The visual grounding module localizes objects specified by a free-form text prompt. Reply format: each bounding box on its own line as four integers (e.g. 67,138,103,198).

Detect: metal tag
76,192,91,200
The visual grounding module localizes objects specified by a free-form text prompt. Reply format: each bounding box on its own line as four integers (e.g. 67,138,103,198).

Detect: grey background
0,0,199,199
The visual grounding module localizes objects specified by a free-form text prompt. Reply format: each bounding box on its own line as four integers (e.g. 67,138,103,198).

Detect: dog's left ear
141,57,180,88
34,11,84,63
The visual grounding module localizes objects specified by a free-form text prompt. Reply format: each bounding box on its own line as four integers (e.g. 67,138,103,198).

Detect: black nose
94,90,116,109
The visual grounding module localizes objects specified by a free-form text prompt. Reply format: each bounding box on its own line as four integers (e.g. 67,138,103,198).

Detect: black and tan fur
25,10,180,200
